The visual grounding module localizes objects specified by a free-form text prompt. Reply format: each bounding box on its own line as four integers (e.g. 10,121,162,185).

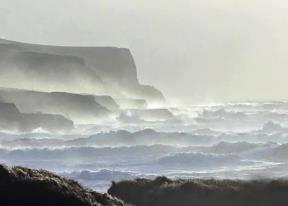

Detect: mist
1,0,288,203
1,0,288,103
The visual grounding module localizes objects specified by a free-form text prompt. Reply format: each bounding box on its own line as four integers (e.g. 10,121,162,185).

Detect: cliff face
0,38,164,104
0,88,111,124
0,102,74,132
109,177,288,206
0,164,124,206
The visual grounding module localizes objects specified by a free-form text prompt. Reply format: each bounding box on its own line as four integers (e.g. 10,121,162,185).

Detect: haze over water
1,0,288,193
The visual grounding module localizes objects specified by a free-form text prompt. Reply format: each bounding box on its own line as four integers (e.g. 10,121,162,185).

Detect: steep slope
0,164,124,206
94,96,120,110
0,38,164,104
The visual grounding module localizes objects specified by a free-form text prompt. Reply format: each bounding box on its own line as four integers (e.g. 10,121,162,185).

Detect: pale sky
1,0,288,103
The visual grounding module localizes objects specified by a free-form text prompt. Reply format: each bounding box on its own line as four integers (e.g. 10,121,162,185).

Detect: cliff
0,38,165,104
0,102,74,132
0,164,124,206
0,87,111,124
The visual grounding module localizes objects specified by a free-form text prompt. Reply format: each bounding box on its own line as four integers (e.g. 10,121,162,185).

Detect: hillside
0,164,123,206
109,177,288,206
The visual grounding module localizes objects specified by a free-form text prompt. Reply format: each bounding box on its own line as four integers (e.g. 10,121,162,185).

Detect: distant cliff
0,164,124,206
0,87,111,124
0,38,165,104
109,177,288,206
0,102,74,132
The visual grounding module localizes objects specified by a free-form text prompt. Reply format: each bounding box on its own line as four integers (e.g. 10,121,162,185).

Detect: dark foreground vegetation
108,176,288,206
2,164,288,206
0,164,123,206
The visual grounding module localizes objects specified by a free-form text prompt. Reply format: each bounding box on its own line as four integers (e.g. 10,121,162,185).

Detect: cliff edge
0,38,165,104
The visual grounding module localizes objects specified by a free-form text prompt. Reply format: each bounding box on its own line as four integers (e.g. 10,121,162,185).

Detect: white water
1,101,288,192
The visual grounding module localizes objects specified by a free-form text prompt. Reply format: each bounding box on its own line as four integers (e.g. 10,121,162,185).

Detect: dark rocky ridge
109,177,288,206
0,164,124,206
0,38,165,104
